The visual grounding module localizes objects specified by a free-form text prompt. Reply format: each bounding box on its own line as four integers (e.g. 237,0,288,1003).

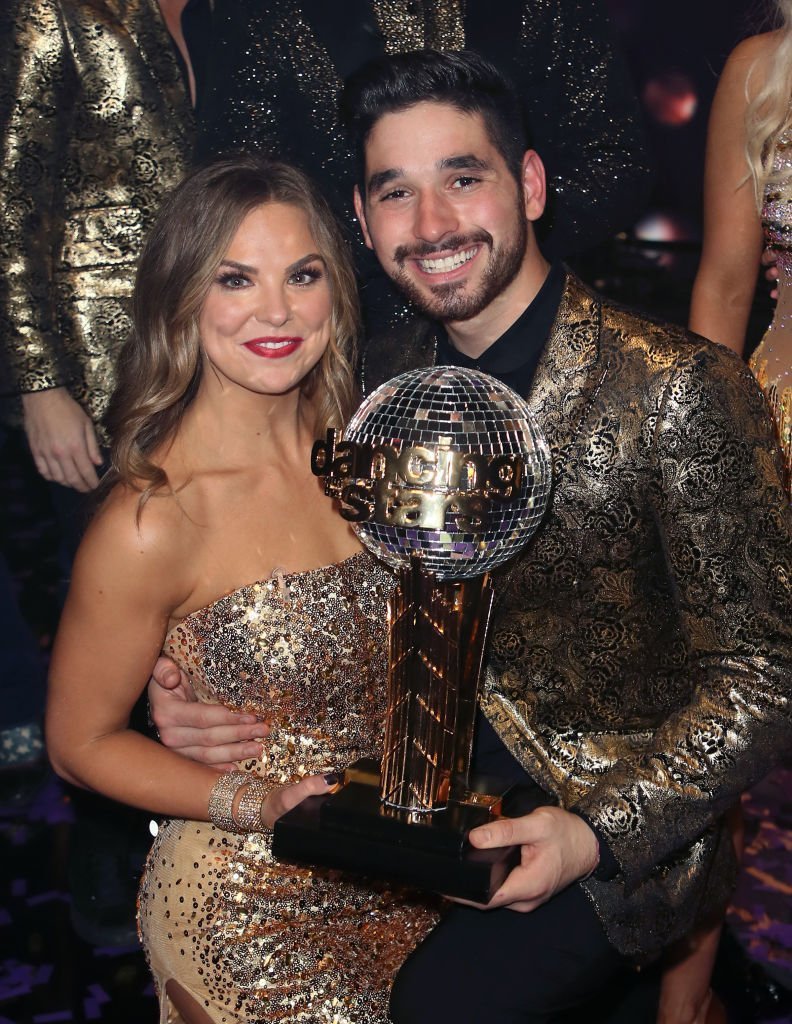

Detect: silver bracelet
208,771,249,833
236,778,274,833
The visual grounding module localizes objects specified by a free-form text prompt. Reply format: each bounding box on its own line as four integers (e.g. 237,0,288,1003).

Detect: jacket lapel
362,271,610,483
527,272,608,484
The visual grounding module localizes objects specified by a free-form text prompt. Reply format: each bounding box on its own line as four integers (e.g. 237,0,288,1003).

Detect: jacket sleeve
572,343,792,888
516,0,652,259
0,0,76,398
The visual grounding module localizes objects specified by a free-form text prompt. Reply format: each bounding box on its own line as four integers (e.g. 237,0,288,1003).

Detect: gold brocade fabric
362,272,792,960
752,132,792,494
0,0,193,430
138,552,439,1024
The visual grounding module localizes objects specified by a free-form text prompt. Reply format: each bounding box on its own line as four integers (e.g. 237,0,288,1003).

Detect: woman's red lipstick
243,337,302,359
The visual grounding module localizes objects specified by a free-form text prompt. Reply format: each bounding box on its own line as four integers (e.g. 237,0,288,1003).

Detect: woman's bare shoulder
73,483,199,611
724,30,783,80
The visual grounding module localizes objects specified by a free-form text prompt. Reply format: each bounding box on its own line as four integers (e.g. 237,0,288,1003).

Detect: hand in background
148,655,270,770
22,388,103,492
762,247,779,301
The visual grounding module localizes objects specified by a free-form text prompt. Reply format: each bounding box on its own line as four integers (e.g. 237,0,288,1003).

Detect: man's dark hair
339,49,530,190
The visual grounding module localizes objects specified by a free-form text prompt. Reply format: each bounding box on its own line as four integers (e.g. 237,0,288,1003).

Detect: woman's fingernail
323,773,340,787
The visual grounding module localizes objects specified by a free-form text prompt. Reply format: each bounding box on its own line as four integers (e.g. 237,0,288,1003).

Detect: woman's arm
45,489,225,819
689,34,775,355
46,489,334,825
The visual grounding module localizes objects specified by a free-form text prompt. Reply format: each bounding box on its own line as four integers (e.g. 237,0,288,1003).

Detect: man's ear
521,151,546,222
353,185,374,250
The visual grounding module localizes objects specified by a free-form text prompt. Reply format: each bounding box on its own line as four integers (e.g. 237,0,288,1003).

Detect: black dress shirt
435,263,564,787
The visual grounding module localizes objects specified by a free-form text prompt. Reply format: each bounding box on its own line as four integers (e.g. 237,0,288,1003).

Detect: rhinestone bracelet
236,778,275,833
208,771,250,833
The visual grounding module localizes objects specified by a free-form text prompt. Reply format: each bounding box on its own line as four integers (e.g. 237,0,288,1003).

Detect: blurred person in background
671,5,792,1020
690,0,792,487
0,0,196,944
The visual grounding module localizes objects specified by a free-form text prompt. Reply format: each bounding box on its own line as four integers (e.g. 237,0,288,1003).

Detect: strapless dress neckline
170,548,370,632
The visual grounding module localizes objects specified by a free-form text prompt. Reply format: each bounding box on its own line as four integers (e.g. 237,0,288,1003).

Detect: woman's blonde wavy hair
103,155,360,507
745,0,792,207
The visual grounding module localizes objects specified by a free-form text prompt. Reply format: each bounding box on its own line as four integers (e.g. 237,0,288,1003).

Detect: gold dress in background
0,0,193,428
138,551,439,1024
752,130,792,493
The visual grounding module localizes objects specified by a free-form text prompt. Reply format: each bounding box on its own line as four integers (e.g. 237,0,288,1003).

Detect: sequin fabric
138,551,439,1023
752,130,792,492
362,271,792,960
197,1,651,262
0,0,193,431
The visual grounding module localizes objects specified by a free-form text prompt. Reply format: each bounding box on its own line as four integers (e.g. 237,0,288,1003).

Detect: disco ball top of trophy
342,365,552,580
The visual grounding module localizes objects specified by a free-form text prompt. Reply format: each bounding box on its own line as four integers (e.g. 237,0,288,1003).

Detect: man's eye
379,188,409,202
452,176,479,189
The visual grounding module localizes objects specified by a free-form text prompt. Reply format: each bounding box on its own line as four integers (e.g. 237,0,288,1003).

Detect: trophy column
381,557,494,814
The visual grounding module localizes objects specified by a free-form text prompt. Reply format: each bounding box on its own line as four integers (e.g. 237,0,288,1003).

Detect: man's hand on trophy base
458,807,600,912
149,655,269,769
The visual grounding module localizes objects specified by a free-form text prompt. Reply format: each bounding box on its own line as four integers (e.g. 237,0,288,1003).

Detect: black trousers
390,881,626,1024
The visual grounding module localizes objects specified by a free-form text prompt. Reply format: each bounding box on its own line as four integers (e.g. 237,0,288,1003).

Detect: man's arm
0,0,73,398
570,343,792,886
465,342,791,909
149,657,269,770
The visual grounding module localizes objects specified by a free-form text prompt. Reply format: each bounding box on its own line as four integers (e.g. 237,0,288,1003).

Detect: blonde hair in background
103,155,360,510
745,0,792,208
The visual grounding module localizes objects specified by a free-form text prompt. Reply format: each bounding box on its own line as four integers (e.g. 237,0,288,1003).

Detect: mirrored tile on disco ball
345,367,552,580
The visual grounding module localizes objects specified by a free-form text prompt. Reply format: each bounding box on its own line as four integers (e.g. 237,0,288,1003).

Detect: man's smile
415,246,480,275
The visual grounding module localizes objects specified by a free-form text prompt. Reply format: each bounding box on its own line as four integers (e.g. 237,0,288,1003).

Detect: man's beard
388,214,528,323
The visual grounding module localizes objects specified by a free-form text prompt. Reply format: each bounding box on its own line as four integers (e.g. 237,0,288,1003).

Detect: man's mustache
393,230,493,265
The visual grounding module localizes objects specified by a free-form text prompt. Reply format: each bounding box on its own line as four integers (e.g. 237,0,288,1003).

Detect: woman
668,9,792,1022
45,155,438,1024
690,1,792,485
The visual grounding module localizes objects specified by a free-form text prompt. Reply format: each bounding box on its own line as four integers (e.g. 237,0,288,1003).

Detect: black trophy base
272,759,521,904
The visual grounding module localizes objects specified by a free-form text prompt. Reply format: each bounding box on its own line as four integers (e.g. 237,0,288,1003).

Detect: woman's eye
217,273,250,289
289,266,323,286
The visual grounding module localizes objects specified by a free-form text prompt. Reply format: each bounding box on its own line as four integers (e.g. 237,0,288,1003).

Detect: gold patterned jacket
0,0,193,429
362,271,792,960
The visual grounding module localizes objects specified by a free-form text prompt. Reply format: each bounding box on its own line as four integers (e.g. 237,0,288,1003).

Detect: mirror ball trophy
273,366,552,901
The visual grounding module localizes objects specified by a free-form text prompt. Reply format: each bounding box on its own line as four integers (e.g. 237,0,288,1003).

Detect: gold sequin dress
138,552,439,1023
751,130,792,493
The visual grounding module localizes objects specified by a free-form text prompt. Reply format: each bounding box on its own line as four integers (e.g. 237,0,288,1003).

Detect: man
184,0,651,334
151,50,792,1021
